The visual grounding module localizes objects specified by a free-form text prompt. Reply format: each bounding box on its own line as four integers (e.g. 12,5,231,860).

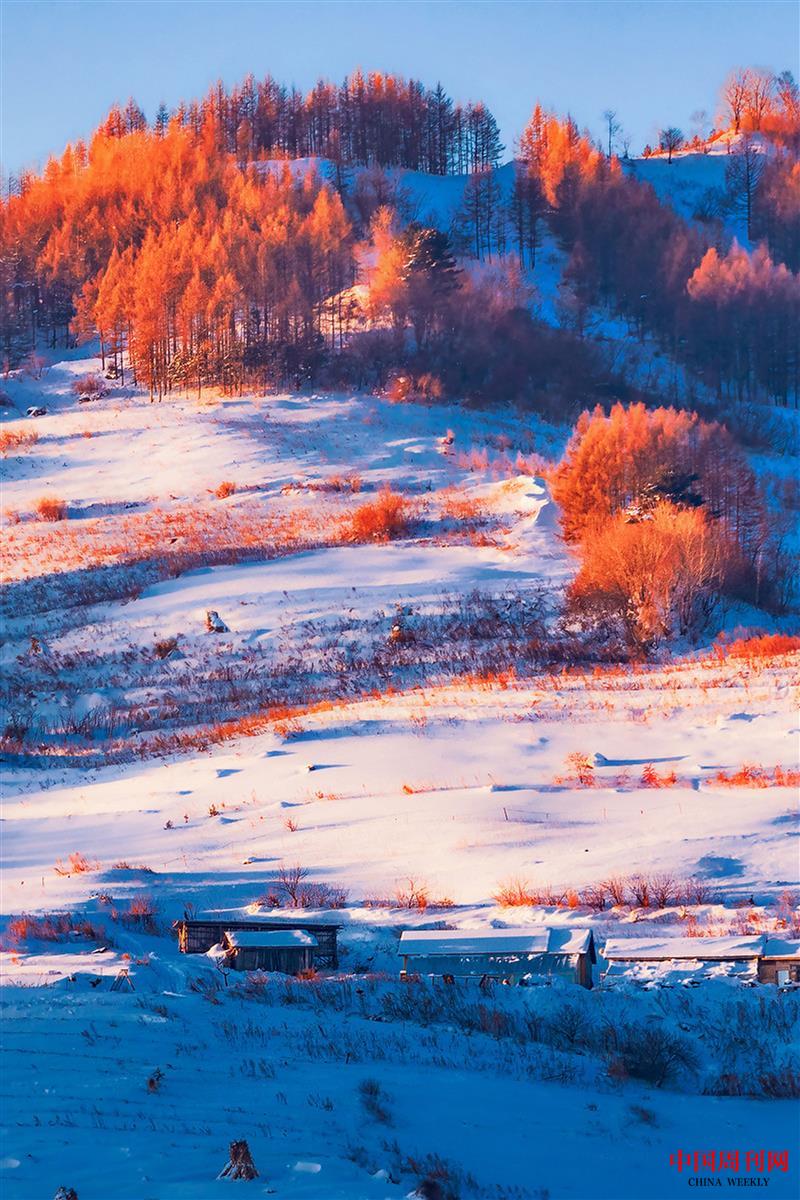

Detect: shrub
580,883,607,912
603,1021,698,1087
714,632,800,662
219,1140,259,1181
296,882,349,909
153,637,179,659
415,372,444,402
713,764,800,788
552,402,763,552
628,875,651,908
394,877,430,910
326,473,362,493
493,877,536,906
759,1069,800,1099
347,487,409,543
559,752,595,787
71,373,108,401
547,1003,592,1049
276,861,309,905
2,912,105,948
640,763,678,788
358,1077,392,1124
602,876,629,907
0,428,38,455
215,480,236,498
125,895,158,932
147,1067,165,1093
650,873,679,908
35,495,68,521
23,352,47,379
54,852,98,875
683,876,714,904
567,503,733,651
386,372,413,403
440,490,483,525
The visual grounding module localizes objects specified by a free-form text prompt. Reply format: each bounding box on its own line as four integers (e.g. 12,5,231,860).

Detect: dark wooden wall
177,919,340,966
228,945,314,974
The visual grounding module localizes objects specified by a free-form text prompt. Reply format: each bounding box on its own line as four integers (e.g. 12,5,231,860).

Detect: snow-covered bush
71,373,108,401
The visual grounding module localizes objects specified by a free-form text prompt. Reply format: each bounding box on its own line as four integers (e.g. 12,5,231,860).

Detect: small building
222,929,317,974
601,935,765,987
398,927,596,988
759,939,800,986
175,918,340,967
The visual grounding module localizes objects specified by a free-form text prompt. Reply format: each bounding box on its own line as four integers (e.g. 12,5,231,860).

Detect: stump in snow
205,610,229,633
54,1189,79,1200
218,1139,259,1180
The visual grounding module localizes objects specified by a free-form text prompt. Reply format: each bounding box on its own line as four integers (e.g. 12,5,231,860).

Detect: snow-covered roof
602,936,765,961
603,959,758,988
763,938,800,959
225,930,317,950
398,927,592,957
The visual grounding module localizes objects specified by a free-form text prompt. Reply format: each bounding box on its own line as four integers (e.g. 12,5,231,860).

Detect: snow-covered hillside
1,358,798,1200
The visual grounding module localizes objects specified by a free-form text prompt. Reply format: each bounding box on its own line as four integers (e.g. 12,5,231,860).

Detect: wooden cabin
398,927,596,988
222,929,317,974
759,939,800,985
175,917,340,967
601,935,765,987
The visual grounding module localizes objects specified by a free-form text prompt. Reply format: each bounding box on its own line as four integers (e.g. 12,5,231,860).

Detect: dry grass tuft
0,428,38,455
347,487,409,542
35,495,68,521
54,852,99,876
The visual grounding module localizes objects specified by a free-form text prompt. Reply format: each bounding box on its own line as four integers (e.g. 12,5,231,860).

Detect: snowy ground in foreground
1,356,798,1200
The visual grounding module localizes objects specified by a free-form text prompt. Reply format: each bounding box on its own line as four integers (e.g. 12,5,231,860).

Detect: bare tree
659,127,684,163
775,70,800,125
690,108,711,147
723,69,752,134
277,861,309,906
725,133,765,237
744,69,774,131
508,165,545,267
602,109,621,159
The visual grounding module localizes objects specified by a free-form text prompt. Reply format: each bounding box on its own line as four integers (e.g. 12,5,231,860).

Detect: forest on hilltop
0,65,798,411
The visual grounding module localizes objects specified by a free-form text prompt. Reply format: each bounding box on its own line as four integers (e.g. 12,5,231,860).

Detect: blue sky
1,0,797,175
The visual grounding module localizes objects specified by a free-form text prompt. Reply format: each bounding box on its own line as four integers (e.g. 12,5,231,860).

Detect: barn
175,917,340,966
601,935,765,987
759,938,800,986
221,929,317,974
398,927,596,987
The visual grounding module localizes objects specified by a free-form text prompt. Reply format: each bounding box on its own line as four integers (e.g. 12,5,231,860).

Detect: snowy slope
1,356,798,1200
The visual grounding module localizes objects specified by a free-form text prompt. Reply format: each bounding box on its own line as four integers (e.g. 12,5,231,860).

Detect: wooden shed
398,927,596,988
175,918,340,966
222,929,317,974
759,938,800,985
601,935,765,987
